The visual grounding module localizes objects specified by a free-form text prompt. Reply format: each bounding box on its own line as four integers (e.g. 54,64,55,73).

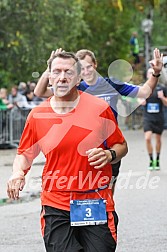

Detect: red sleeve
17,112,41,164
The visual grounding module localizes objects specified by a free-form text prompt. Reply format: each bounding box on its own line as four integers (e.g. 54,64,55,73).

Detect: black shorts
143,120,164,135
132,53,140,64
41,206,118,252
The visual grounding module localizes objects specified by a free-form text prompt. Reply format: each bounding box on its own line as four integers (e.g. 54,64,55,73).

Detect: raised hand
46,48,64,71
149,48,163,74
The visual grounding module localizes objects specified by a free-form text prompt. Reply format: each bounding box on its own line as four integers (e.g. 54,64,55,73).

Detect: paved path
0,130,167,252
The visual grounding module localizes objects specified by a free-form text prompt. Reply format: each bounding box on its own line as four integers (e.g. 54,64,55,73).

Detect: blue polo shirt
78,76,139,120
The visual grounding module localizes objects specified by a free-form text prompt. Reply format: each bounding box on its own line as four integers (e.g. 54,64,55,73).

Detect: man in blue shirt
34,48,163,191
76,49,139,120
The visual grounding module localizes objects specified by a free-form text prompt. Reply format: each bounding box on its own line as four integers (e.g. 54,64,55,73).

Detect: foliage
0,0,167,87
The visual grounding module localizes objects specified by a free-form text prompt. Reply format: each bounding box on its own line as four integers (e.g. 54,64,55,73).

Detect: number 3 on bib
85,208,92,217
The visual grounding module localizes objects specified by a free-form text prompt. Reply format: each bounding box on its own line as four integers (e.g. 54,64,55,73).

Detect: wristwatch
152,72,161,78
108,149,117,162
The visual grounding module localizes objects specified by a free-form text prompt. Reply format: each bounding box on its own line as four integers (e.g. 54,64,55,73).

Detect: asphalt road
0,129,167,252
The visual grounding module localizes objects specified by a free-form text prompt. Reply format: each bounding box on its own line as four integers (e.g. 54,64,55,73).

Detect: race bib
70,199,107,226
147,103,159,113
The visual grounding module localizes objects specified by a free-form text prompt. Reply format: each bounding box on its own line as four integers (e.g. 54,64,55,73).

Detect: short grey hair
48,51,81,74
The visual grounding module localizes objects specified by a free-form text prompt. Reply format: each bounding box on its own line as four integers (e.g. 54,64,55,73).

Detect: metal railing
0,105,167,148
0,107,31,148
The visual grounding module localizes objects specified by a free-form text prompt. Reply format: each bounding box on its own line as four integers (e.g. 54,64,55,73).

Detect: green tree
0,0,166,87
0,0,89,87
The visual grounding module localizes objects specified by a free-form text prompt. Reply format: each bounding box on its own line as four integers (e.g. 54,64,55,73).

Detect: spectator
0,88,13,110
28,82,36,92
18,82,28,95
0,88,13,144
27,81,44,105
8,85,35,109
24,89,37,108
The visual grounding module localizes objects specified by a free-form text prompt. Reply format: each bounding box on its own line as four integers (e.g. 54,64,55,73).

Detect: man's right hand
34,48,64,97
46,48,63,70
7,175,25,200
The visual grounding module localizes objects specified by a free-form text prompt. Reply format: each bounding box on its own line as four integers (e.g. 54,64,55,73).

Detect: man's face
80,55,97,84
0,89,7,99
11,88,17,97
49,57,80,98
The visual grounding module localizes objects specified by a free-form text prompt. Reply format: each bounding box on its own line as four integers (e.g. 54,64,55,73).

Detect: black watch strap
109,149,116,162
152,73,161,78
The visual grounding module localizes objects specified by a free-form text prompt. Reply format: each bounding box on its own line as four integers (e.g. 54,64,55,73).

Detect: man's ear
48,73,52,85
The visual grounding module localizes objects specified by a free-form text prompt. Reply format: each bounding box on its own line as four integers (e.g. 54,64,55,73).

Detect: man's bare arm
158,90,167,106
7,154,33,200
137,48,163,98
34,70,53,97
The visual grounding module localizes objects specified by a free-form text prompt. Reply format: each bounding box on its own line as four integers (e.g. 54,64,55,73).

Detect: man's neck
50,90,80,114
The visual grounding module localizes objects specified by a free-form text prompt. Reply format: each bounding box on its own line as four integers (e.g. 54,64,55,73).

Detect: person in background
34,48,163,192
8,85,36,109
0,88,13,110
18,82,27,95
129,31,140,70
0,88,14,144
141,68,167,170
27,81,44,105
159,56,167,86
28,82,36,92
7,51,128,252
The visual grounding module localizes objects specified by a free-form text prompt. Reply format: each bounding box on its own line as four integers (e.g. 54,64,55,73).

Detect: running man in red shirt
7,52,128,252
